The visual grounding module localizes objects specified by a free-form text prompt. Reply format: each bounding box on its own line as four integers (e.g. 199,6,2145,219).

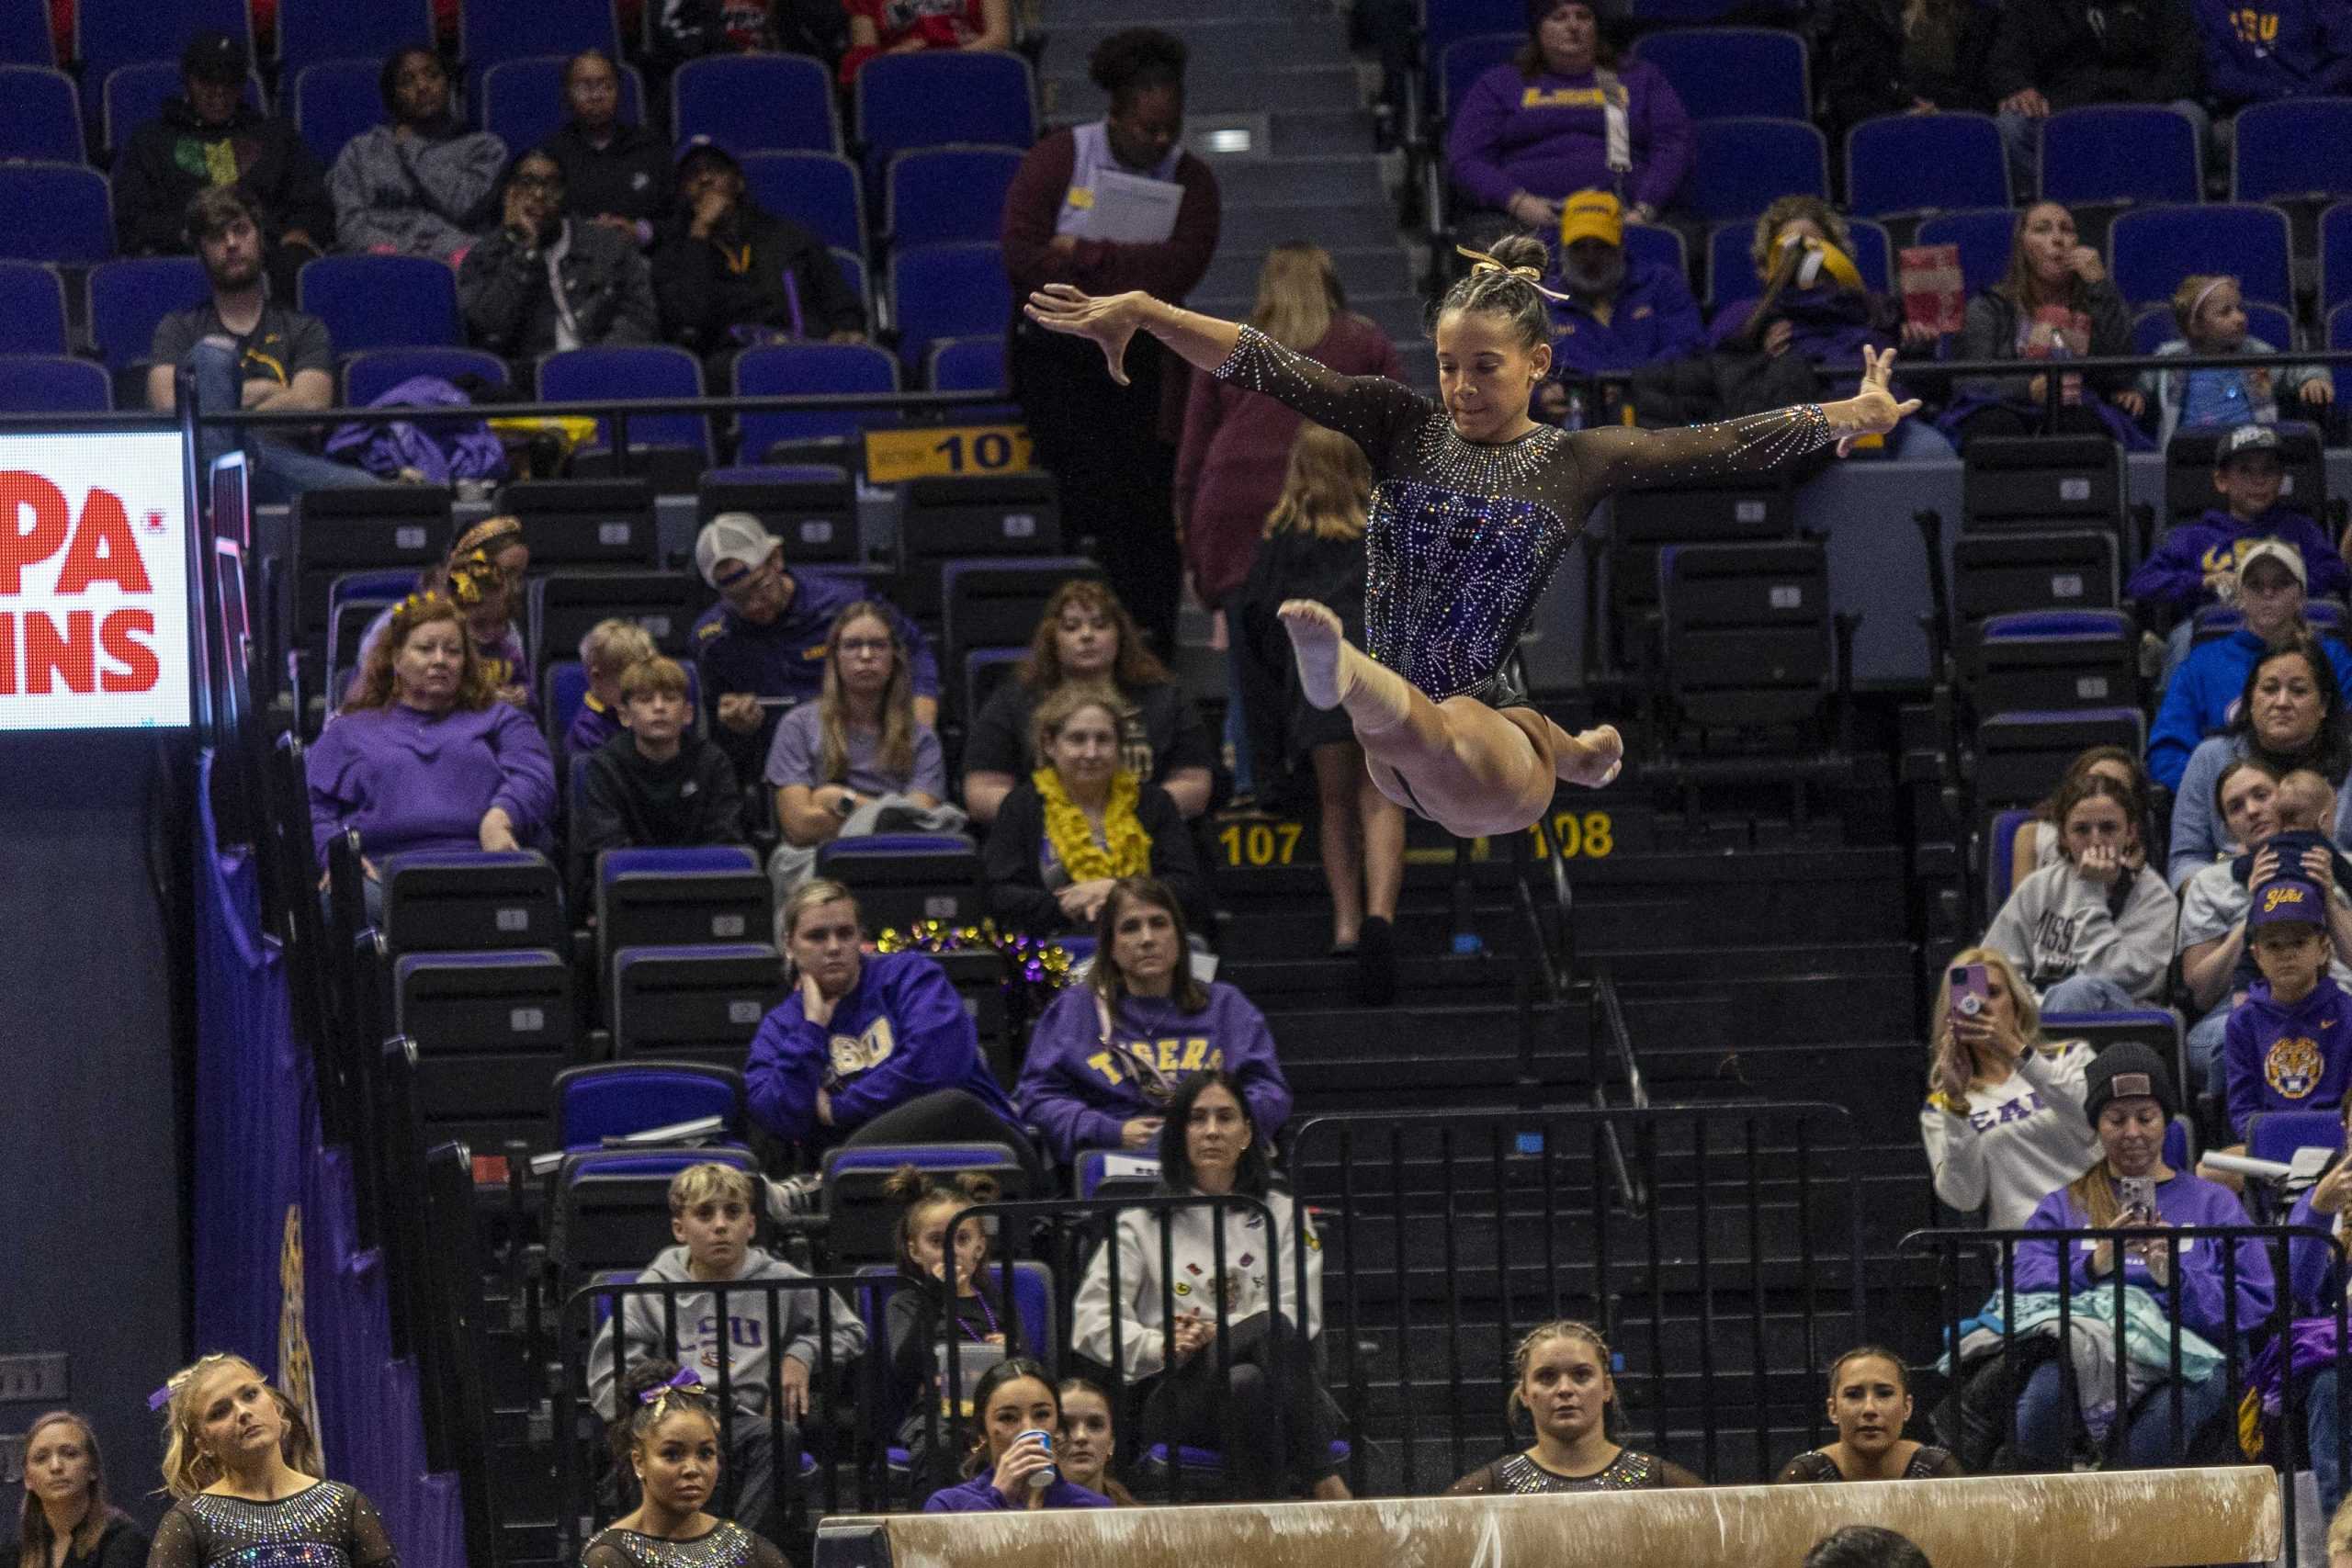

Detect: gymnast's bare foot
1279,599,1347,709
1558,724,1623,787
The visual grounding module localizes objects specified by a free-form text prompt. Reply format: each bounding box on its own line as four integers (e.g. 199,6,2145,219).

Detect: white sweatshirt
1070,1187,1323,1380
1982,861,2177,1002
1919,1042,2101,1230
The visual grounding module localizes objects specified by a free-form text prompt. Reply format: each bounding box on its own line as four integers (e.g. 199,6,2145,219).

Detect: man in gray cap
691,513,937,781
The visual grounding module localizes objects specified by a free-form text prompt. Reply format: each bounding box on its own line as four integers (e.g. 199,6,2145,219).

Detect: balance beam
813,1467,2278,1568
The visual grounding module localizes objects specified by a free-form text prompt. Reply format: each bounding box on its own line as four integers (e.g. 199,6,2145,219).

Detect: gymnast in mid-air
1025,233,1918,839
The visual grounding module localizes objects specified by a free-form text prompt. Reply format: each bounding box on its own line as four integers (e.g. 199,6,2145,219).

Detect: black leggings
838,1088,1045,1190
1141,1311,1338,1499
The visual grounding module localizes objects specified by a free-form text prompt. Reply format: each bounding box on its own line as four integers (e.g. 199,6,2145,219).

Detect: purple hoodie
2224,975,2352,1139
1015,981,1294,1162
2124,503,2350,615
2014,1172,2275,1343
922,1470,1112,1512
1445,59,1693,215
305,701,557,866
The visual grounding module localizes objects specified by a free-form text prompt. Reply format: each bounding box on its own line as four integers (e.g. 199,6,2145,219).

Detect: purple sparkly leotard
149,1483,398,1568
1210,326,1836,707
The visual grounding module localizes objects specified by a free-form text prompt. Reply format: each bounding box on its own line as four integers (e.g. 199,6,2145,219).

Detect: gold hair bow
445,550,503,609
1454,244,1573,303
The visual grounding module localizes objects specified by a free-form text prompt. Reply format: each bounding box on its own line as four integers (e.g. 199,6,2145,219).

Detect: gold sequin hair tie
1455,244,1573,303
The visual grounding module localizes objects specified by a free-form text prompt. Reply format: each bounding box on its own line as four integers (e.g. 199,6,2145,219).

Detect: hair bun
1484,232,1552,276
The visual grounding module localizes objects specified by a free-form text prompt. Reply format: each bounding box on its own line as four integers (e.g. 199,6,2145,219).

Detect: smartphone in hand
1948,964,1991,1025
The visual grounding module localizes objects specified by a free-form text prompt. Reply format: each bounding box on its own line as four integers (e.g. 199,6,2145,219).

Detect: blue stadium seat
2131,301,2296,355
1436,32,1518,121
927,335,1005,393
343,345,509,406
463,0,616,71
482,54,643,159
298,254,460,350
1073,1149,1162,1201
733,340,899,457
85,255,207,369
539,344,713,462
550,1145,759,1281
608,944,783,1069
1682,118,1827,221
103,61,262,151
856,52,1034,174
831,246,869,310
1423,0,1522,82
2322,202,2352,313
2110,203,2292,309
553,1061,745,1151
279,0,431,74
2038,105,2199,208
293,59,386,166
1846,112,2007,218
890,243,1011,371
1621,222,1685,284
0,0,51,66
0,354,107,411
2233,96,2352,204
380,850,566,953
77,1,250,114
737,151,864,256
396,946,578,1149
888,145,1024,247
1967,609,2137,714
825,1143,1032,1263
0,164,108,263
1634,28,1808,121
816,834,983,931
1632,0,1803,20
0,261,66,354
0,66,81,161
672,53,839,155
1982,806,2032,912
1709,218,1889,307
2246,1109,2345,1165
595,847,770,989
2331,300,2352,351
1915,208,2019,301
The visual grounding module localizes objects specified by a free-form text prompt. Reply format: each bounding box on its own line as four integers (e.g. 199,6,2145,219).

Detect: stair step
1193,152,1390,207
1220,197,1404,252
1198,241,1415,302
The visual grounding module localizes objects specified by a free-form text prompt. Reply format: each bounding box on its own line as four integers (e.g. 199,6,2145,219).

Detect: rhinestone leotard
148,1483,398,1568
1210,326,1837,706
580,1521,789,1568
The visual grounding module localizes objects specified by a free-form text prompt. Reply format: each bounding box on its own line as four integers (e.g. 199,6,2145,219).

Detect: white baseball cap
694,512,780,589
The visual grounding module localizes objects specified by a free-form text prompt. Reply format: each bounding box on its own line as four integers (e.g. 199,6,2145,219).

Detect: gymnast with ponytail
1026,235,1919,838
581,1361,787,1568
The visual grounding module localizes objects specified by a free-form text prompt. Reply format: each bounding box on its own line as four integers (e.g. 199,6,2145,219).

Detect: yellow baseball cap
1559,189,1623,249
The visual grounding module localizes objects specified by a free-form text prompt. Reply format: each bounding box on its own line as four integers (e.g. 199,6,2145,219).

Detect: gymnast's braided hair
1436,232,1555,352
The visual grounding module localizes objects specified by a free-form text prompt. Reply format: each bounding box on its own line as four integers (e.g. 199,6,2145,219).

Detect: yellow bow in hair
1454,244,1573,302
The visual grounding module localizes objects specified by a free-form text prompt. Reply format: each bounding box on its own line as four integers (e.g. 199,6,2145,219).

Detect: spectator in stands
1815,0,1995,144
963,581,1215,827
1003,28,1221,659
839,0,1011,83
2284,1096,2352,1519
147,186,378,506
1018,875,1290,1163
2170,634,2352,885
2222,871,2352,1138
112,32,331,299
2006,746,2153,893
1777,1348,1963,1481
651,138,866,369
1072,1071,1352,1502
2146,276,2333,451
656,0,849,65
571,656,748,906
458,150,658,362
1707,197,1951,459
764,602,954,900
1537,190,1703,395
2011,1044,2274,1470
1056,1380,1138,1506
881,1165,1012,1497
1443,0,1693,246
2194,0,2352,110
2133,429,2348,686
1231,427,1405,996
922,1359,1114,1511
307,592,557,892
2152,546,2352,792
151,1355,395,1568
2178,759,2294,1087
745,880,1038,1179
982,684,1213,937
1446,1320,1704,1493
1921,947,2100,1229
1176,241,1402,803
584,1164,865,1537
582,1361,788,1568
328,48,507,264
1984,0,2204,194
568,618,659,758
1946,203,2143,447
1981,772,2176,1011
1804,1529,1935,1568
692,513,937,785
359,518,533,706
545,51,673,248
10,1413,143,1568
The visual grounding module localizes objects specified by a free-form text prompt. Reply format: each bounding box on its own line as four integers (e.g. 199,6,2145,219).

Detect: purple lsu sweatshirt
2223,975,2352,1138
2124,503,2350,615
1445,58,1693,215
1015,981,1294,1161
2013,1173,2275,1343
305,700,557,866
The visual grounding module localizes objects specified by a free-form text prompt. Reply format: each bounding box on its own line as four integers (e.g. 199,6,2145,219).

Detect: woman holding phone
2008,1044,2274,1471
1921,948,2099,1230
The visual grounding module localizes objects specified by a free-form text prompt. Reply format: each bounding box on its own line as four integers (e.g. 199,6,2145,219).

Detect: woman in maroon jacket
1177,242,1402,801
1001,26,1220,659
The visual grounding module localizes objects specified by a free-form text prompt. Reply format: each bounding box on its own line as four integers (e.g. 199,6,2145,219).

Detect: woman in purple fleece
306,592,557,881
1016,877,1294,1165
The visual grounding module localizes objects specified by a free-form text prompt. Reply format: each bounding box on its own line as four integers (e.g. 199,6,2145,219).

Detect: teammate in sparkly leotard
580,1361,790,1568
1025,235,1919,838
1445,1320,1706,1495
